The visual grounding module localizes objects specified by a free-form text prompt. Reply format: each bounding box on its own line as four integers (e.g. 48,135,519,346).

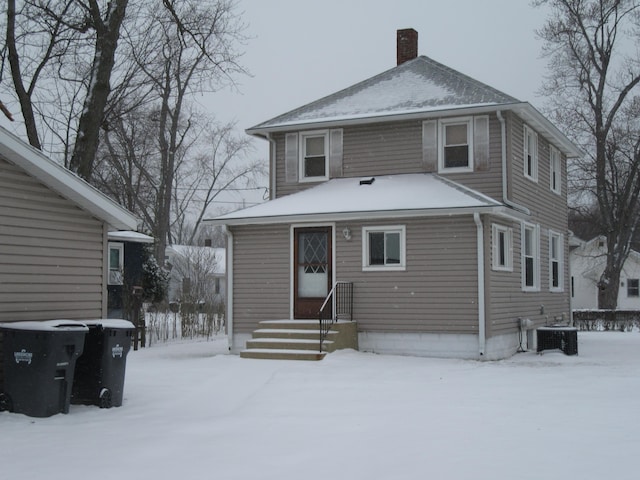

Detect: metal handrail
318,281,353,352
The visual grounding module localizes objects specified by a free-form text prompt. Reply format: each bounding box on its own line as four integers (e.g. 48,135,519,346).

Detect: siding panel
0,158,105,322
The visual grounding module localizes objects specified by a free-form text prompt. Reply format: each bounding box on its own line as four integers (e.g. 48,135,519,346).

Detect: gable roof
206,173,510,226
0,126,138,231
247,55,581,158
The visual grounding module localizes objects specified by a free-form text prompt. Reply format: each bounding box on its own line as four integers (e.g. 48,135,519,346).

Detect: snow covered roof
246,55,581,158
207,174,506,226
0,126,138,231
248,55,519,133
108,231,155,244
165,245,226,274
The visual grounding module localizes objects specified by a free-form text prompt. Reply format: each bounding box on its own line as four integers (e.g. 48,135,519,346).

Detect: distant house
107,231,155,318
570,236,640,310
0,126,138,382
165,245,225,307
207,29,581,360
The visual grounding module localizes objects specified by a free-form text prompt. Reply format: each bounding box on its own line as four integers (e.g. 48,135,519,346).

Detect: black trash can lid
82,319,135,330
0,320,89,332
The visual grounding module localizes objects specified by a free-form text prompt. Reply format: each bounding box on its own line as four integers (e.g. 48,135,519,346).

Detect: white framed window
492,224,513,271
439,117,473,172
521,223,540,291
362,225,406,271
628,279,639,297
108,242,124,285
549,231,564,292
523,124,538,182
550,146,561,194
299,131,329,182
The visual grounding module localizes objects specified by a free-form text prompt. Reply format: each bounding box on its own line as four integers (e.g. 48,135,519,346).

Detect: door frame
290,223,335,319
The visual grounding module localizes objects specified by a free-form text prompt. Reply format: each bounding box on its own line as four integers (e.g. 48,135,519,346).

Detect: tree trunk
69,0,128,180
6,0,41,149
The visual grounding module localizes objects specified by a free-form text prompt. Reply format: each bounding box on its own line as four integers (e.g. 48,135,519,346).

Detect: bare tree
536,0,640,308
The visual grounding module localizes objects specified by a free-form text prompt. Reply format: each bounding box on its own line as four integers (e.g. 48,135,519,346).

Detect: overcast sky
205,0,550,131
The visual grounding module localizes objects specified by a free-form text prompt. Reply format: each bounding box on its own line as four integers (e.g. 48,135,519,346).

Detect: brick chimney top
397,28,418,66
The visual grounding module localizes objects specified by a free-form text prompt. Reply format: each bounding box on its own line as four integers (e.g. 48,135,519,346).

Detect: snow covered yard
1,332,639,480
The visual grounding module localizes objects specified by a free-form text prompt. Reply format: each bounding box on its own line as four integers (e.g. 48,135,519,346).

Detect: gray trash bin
0,320,88,417
71,319,134,408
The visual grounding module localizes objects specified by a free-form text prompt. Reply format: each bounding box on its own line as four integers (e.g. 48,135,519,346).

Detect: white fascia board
246,103,523,138
204,205,507,227
0,127,138,231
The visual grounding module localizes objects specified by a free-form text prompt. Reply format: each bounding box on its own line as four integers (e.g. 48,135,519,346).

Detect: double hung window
522,223,540,291
300,131,328,181
549,231,564,291
524,125,538,181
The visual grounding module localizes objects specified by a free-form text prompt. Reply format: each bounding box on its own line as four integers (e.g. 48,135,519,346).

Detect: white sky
204,0,549,131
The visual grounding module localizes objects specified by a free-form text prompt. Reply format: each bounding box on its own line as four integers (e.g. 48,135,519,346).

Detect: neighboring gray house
0,126,137,379
207,29,581,360
570,236,640,310
165,245,226,307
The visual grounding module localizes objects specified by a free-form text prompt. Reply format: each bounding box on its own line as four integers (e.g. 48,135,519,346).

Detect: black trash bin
0,320,88,417
71,319,134,408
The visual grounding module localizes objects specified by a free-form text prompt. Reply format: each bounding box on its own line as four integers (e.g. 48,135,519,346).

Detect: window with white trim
550,146,561,194
521,223,540,291
362,225,406,271
299,131,328,182
492,224,513,271
439,117,473,172
628,279,639,297
549,231,564,292
523,124,538,181
108,242,124,285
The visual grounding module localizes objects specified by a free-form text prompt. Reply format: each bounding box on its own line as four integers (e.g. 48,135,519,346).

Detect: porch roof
206,173,508,226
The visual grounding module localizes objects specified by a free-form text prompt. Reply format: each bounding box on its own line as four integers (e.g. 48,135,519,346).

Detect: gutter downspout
224,226,234,352
266,133,276,200
474,213,486,358
497,110,530,215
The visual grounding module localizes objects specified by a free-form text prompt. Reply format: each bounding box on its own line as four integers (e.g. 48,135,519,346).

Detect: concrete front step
240,348,327,361
241,319,357,361
246,338,334,352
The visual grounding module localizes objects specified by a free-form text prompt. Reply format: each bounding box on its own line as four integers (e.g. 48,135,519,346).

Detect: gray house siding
0,158,106,322
273,114,506,202
335,216,479,334
229,224,290,333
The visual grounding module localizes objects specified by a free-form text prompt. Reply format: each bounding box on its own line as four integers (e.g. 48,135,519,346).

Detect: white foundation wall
358,331,524,360
230,333,252,354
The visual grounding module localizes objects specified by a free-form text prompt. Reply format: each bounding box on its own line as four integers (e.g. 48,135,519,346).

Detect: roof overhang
0,127,138,231
247,102,582,160
206,204,520,227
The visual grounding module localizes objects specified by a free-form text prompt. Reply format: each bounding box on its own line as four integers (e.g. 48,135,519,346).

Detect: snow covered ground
1,332,639,480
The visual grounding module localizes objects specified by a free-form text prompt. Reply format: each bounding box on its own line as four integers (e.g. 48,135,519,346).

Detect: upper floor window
628,279,639,297
362,225,406,271
439,117,473,172
300,131,328,182
108,242,124,285
523,124,538,182
550,146,561,194
492,224,513,272
549,231,564,292
521,223,540,291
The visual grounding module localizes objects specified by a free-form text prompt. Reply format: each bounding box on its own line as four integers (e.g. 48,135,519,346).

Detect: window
549,231,564,292
628,279,639,297
300,131,328,181
362,225,406,271
521,223,539,291
439,117,473,171
492,224,513,271
550,146,561,194
108,242,124,285
523,125,538,181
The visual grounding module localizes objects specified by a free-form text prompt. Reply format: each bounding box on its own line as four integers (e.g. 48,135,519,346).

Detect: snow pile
1,333,638,480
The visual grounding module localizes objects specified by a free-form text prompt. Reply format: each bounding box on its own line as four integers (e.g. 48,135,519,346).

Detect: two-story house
207,29,581,360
